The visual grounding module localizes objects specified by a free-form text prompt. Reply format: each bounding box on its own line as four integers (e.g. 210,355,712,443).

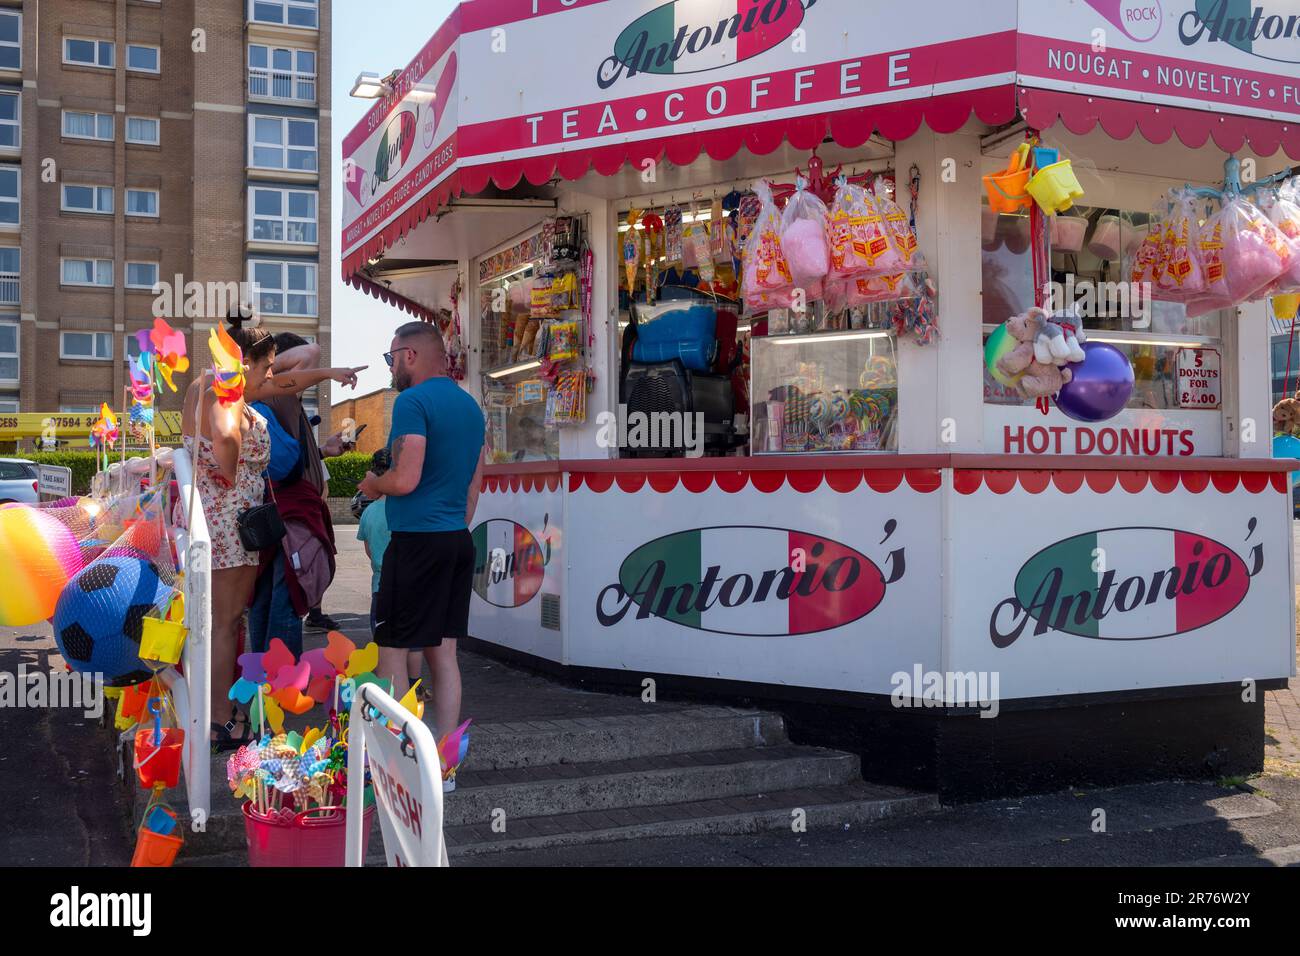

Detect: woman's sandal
210,717,253,754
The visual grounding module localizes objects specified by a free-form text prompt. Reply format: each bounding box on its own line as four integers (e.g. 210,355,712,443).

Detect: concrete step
445,782,939,858
466,706,787,770
446,744,860,828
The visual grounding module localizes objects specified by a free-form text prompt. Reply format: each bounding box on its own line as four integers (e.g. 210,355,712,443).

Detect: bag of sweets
742,180,794,311
827,181,904,279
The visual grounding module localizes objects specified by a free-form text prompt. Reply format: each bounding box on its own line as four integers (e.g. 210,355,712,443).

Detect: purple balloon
1056,342,1134,423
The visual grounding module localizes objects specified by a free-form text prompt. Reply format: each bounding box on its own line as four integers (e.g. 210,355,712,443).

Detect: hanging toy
641,211,664,304
623,208,642,294
665,205,684,264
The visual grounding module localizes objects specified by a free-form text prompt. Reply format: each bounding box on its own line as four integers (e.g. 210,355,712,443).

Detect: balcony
0,270,17,306
248,66,316,104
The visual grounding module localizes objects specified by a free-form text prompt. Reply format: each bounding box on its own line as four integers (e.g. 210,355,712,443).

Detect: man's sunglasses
383,347,415,367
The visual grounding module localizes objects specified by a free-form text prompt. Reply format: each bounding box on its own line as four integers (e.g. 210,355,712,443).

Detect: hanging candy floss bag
1260,178,1300,294
873,176,919,271
779,181,831,302
827,181,904,279
1203,193,1290,305
1154,190,1206,302
742,180,794,311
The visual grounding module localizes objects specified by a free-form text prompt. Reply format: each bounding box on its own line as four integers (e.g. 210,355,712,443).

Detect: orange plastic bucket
983,145,1032,214
131,824,183,867
120,681,151,724
134,727,184,790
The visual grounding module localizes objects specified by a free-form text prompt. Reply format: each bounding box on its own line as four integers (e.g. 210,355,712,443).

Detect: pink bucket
243,802,375,867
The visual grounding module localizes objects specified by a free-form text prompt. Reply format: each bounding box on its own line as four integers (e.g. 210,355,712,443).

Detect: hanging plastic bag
779,180,830,302
664,205,684,264
873,176,920,270
742,180,794,311
1201,192,1290,305
1260,178,1300,294
1154,190,1206,301
827,180,904,279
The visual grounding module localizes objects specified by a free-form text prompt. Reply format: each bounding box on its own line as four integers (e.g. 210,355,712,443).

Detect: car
0,458,39,504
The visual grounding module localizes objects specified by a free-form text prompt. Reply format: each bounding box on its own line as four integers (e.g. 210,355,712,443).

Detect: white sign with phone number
1177,348,1220,410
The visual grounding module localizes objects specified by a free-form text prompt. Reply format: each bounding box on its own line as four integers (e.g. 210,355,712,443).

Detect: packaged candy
1129,214,1166,287
1260,178,1300,294
709,198,729,263
1154,190,1206,301
548,319,581,362
827,181,904,279
873,176,919,269
779,181,831,296
742,180,794,312
1201,193,1290,304
664,205,683,264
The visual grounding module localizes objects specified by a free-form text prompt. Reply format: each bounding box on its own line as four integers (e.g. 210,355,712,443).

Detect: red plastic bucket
243,802,375,867
134,727,184,790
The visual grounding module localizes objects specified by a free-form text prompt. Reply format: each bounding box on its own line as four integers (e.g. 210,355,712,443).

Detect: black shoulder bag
237,472,286,552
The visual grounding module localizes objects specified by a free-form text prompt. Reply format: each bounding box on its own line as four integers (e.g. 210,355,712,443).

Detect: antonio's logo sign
597,0,816,90
990,522,1264,647
596,522,904,636
471,517,552,608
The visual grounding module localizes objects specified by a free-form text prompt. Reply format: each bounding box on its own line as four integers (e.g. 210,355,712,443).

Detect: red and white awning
342,0,1300,281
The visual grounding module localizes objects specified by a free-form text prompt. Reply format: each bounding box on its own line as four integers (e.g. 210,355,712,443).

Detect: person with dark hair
245,331,364,653
181,313,277,751
359,320,485,791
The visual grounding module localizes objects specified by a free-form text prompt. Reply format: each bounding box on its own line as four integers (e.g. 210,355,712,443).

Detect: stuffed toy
1035,304,1087,365
997,307,1074,399
1273,397,1300,437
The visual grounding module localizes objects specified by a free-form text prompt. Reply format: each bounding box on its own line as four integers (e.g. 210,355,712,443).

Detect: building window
0,247,17,306
248,45,316,102
0,320,16,382
0,397,16,414
125,188,159,217
60,331,113,361
0,12,20,72
0,166,16,224
249,115,317,172
61,258,113,287
250,259,317,316
125,261,159,290
62,184,113,215
126,117,160,145
124,333,143,362
0,92,19,149
59,404,101,414
63,110,114,141
250,187,317,244
64,38,114,69
126,44,160,74
250,0,319,29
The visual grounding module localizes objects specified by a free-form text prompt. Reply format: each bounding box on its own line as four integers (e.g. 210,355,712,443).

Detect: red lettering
1179,430,1195,456
1097,428,1119,455
1049,426,1067,454
1004,426,1026,454
1120,428,1139,455
1027,426,1050,454
1076,427,1095,454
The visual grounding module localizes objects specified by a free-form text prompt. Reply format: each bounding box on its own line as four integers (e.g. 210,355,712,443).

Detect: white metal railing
0,270,17,305
248,67,316,103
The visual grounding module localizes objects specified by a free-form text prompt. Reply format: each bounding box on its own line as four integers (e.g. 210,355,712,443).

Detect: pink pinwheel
147,319,189,392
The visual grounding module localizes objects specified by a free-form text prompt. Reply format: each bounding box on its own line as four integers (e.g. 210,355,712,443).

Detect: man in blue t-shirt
359,322,484,782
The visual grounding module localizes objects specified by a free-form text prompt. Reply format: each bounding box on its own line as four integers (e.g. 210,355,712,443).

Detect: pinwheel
208,324,245,405
135,318,190,392
89,403,119,450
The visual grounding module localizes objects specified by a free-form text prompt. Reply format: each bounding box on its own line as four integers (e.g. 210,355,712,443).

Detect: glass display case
750,325,899,454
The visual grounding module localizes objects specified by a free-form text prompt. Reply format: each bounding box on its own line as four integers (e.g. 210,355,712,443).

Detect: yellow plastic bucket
1026,160,1084,213
1274,293,1300,321
140,617,187,666
983,145,1033,214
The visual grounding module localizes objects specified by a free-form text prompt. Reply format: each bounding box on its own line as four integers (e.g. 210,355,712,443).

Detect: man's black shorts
374,529,474,648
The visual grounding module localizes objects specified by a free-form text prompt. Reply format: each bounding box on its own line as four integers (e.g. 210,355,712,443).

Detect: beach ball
0,506,83,627
1273,434,1300,488
53,555,173,687
984,323,1020,388
1056,342,1134,423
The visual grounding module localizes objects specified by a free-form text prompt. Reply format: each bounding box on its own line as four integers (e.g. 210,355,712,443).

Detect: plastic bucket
130,826,183,868
1275,293,1300,321
243,802,376,867
1051,215,1089,253
119,681,151,724
134,727,184,790
140,617,187,666
1089,214,1123,260
983,146,1033,214
1026,160,1084,213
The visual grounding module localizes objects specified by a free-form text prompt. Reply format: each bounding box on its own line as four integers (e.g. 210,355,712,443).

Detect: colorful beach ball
984,323,1021,388
0,506,83,627
53,555,172,687
1273,433,1300,488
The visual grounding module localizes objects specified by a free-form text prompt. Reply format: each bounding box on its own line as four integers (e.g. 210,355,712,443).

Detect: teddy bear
1273,397,1300,437
1033,304,1087,366
997,307,1074,399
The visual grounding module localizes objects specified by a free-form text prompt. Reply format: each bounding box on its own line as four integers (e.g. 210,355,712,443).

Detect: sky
329,0,457,399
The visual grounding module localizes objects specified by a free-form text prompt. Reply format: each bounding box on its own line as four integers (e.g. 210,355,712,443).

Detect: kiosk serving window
980,180,1229,457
